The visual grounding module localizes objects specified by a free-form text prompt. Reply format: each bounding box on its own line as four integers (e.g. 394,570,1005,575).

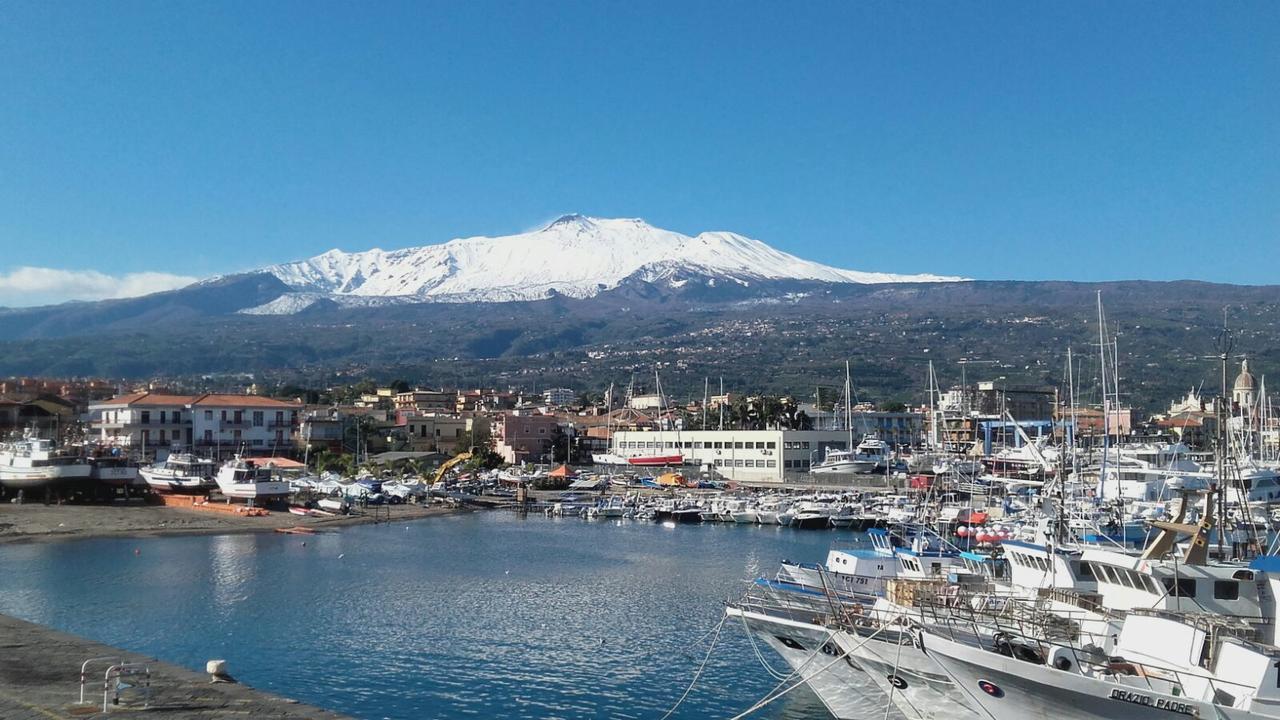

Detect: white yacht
812,361,879,476
139,452,218,494
0,433,91,490
811,446,878,475
214,456,291,503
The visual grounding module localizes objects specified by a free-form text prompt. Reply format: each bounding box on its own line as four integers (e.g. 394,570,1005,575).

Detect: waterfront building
91,392,301,457
298,409,346,454
0,393,77,439
397,412,479,454
493,411,561,464
610,428,858,485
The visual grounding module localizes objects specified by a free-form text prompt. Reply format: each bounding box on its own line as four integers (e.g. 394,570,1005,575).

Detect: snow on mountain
252,215,963,313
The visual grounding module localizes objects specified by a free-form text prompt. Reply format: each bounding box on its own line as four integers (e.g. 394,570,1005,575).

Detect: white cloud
0,266,199,308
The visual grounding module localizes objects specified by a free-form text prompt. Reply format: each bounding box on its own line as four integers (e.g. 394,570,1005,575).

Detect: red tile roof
96,392,301,409
190,393,302,408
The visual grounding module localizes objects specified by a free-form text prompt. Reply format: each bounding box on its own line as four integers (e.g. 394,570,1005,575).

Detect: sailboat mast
702,378,708,430
927,360,937,450
845,360,853,451
718,377,724,431
1096,291,1110,500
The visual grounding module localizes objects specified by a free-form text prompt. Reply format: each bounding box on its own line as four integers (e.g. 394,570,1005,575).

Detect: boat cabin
1002,540,1096,593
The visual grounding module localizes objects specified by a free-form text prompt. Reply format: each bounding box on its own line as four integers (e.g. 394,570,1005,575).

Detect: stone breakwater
0,612,351,719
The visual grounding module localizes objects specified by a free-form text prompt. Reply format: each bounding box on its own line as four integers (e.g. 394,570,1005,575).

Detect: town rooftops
94,392,302,409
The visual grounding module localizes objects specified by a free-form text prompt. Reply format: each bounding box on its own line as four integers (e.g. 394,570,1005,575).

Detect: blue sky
0,2,1277,304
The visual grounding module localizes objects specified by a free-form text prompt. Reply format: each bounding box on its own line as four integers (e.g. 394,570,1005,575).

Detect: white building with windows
610,429,856,485
91,392,301,457
542,387,576,407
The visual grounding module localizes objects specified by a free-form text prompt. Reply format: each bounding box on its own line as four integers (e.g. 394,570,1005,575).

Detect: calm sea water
0,511,851,720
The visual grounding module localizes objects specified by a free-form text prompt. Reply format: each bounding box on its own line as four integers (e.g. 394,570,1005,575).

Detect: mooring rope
737,611,792,680
657,614,728,720
725,611,904,720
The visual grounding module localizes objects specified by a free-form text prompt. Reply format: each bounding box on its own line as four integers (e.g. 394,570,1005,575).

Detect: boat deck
0,613,350,719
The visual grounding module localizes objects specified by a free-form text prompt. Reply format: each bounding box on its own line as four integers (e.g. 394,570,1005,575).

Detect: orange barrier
155,493,269,516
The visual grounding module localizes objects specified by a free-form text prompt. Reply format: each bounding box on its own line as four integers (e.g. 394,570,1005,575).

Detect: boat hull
0,465,91,490
919,628,1216,720
729,608,908,720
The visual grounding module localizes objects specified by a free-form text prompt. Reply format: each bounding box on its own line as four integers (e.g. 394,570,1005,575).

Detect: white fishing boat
139,452,217,494
214,456,291,503
0,432,91,490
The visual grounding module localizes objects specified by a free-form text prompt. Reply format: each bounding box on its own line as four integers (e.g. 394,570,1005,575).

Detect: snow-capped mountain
248,215,963,314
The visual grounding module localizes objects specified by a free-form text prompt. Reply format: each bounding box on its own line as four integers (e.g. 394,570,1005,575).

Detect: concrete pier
0,614,351,719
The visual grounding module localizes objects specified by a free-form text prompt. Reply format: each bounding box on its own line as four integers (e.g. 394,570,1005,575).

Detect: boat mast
927,360,938,451
844,360,853,452
718,377,724,431
1216,321,1233,557
702,378,708,430
1096,291,1110,500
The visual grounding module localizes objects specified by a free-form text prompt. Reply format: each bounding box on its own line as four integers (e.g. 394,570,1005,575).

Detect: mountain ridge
252,215,964,312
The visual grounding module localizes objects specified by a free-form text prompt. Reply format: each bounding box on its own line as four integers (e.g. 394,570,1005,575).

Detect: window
173,411,181,424
766,442,777,449
693,442,703,449
714,459,723,467
755,442,765,449
253,411,264,427
159,411,166,423
204,430,212,442
714,442,723,449
1075,561,1094,579
205,410,213,420
734,442,744,450
1214,581,1240,601
1163,578,1197,597
734,459,744,467
140,411,151,424
767,460,777,468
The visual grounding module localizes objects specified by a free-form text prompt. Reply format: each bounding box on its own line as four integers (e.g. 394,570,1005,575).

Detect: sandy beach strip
0,501,460,545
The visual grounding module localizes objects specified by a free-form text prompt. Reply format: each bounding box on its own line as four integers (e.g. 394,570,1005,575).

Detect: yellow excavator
430,451,473,487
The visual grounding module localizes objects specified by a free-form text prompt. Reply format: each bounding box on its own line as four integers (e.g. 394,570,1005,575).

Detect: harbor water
0,511,853,719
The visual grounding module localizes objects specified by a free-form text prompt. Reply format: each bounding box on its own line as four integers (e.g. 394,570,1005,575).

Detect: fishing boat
214,456,291,504
0,432,91,490
139,452,217,494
